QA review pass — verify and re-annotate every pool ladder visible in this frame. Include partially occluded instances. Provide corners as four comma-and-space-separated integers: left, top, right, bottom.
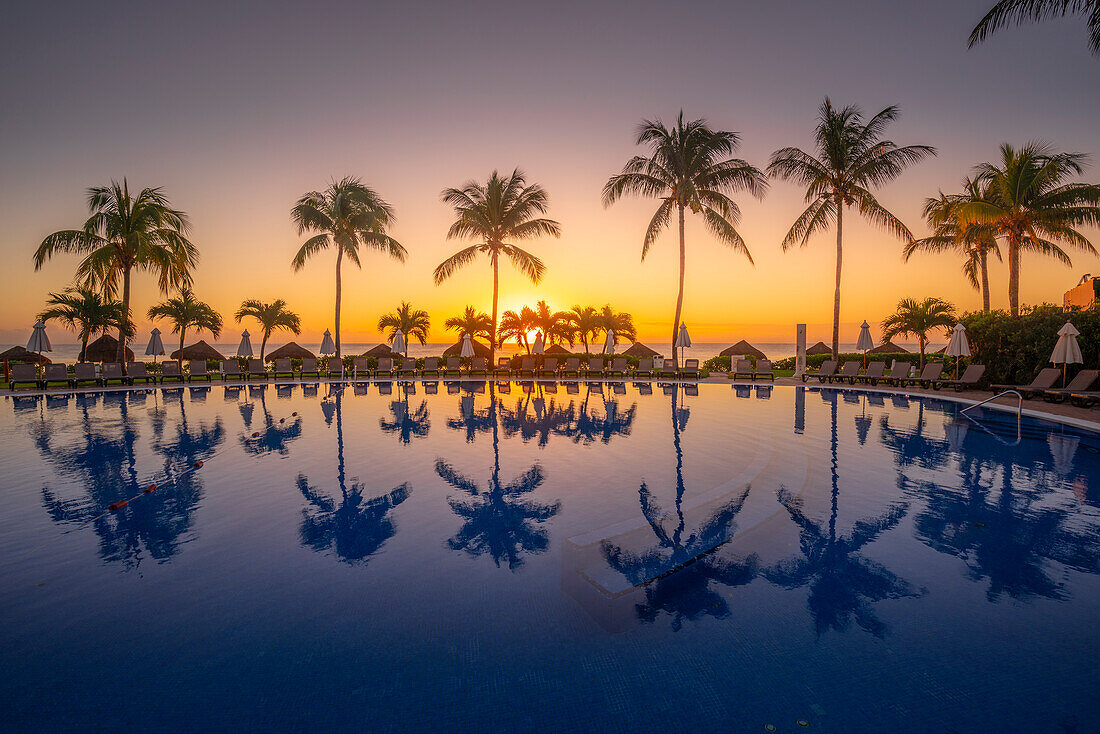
960, 390, 1022, 444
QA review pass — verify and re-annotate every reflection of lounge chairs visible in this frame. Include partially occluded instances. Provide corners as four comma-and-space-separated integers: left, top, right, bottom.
755, 360, 774, 381
803, 359, 837, 383
41, 363, 72, 389
755, 384, 772, 399
188, 360, 212, 382
220, 359, 243, 381
933, 364, 985, 392
992, 367, 1060, 399
855, 361, 886, 385
74, 363, 99, 387
8, 363, 39, 390
734, 383, 751, 398
127, 362, 154, 384
1042, 369, 1098, 403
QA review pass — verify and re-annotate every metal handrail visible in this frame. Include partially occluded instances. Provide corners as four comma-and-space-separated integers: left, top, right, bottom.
961, 389, 1022, 419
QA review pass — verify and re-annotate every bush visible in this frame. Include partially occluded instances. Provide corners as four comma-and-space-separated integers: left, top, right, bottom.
961, 305, 1099, 384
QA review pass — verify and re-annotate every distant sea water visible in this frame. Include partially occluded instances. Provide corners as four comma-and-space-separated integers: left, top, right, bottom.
5, 341, 939, 364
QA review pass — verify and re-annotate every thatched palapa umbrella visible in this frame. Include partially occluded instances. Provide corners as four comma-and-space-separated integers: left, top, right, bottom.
868, 340, 909, 354
362, 343, 395, 357
1, 345, 51, 365
85, 334, 134, 362
171, 340, 226, 361
806, 341, 832, 356
545, 343, 571, 355
442, 339, 491, 358
720, 340, 767, 360
266, 342, 316, 362
623, 342, 658, 359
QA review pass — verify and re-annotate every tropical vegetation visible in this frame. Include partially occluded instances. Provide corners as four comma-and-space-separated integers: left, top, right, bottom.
880, 297, 957, 368
444, 306, 494, 344
147, 287, 223, 355
969, 0, 1100, 55
567, 305, 602, 354
37, 287, 129, 362
377, 301, 430, 355
291, 177, 406, 358
532, 300, 574, 346
234, 298, 302, 360
604, 112, 767, 366
499, 306, 538, 353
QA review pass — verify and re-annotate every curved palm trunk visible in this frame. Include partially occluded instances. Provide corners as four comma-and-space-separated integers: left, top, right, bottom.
491, 253, 499, 361
79, 330, 90, 363
980, 250, 991, 312
260, 331, 269, 362
832, 205, 843, 360
334, 248, 343, 358
1007, 236, 1020, 315
672, 204, 686, 368
118, 266, 132, 370
918, 336, 927, 369
179, 328, 187, 357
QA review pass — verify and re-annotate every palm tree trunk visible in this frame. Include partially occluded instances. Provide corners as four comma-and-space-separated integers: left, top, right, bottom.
80, 329, 90, 363
118, 266, 131, 369
491, 253, 499, 360
980, 249, 991, 312
334, 247, 343, 358
672, 204, 686, 368
261, 332, 269, 362
832, 205, 843, 360
179, 328, 186, 357
919, 336, 926, 369
1007, 236, 1020, 315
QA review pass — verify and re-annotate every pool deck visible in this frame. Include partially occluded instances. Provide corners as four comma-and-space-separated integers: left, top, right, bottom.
6, 374, 1100, 432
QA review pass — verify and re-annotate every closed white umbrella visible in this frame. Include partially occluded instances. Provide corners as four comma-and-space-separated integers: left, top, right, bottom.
675, 322, 691, 365
27, 320, 52, 354
945, 323, 971, 379
856, 320, 874, 366
392, 328, 406, 356
1050, 321, 1083, 386
460, 333, 474, 358
532, 331, 545, 355
319, 329, 336, 356
236, 330, 254, 358
602, 329, 615, 355
145, 328, 165, 363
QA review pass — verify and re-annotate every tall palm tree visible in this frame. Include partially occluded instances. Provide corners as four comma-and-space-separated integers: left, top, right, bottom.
881, 297, 957, 368
969, 0, 1100, 55
955, 142, 1100, 314
376, 301, 430, 356
499, 306, 538, 353
33, 180, 197, 364
234, 298, 302, 361
147, 287, 223, 355
291, 177, 406, 358
597, 305, 637, 346
603, 112, 767, 367
532, 299, 574, 346
768, 99, 935, 358
567, 306, 601, 354
905, 180, 1001, 312
444, 306, 494, 344
434, 169, 561, 357
37, 286, 128, 362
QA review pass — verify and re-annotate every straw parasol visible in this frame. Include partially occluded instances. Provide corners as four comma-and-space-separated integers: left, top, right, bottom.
545, 343, 571, 355
171, 340, 226, 361
363, 343, 396, 357
868, 340, 909, 354
84, 334, 134, 362
236, 331, 254, 358
623, 342, 658, 358
442, 339, 491, 358
806, 341, 832, 356
265, 342, 316, 362
719, 340, 767, 360
1050, 321, 1083, 386
0, 345, 51, 365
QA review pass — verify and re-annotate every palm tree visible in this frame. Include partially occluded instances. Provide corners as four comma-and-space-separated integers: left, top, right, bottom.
955, 142, 1100, 314
234, 299, 302, 360
37, 287, 128, 362
567, 306, 601, 354
532, 300, 574, 346
434, 169, 561, 357
444, 306, 494, 345
376, 301, 430, 356
33, 180, 197, 364
147, 287, 223, 356
597, 305, 636, 346
880, 297, 957, 368
603, 112, 767, 367
905, 180, 1001, 312
768, 99, 936, 358
290, 177, 406, 358
969, 0, 1100, 55
499, 306, 537, 353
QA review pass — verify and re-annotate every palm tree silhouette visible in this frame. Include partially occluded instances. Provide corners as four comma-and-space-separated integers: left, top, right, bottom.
379, 388, 431, 445
238, 386, 302, 455
600, 386, 758, 629
436, 383, 560, 570
766, 396, 923, 637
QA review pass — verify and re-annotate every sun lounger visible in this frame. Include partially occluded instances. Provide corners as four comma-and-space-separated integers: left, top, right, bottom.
399, 357, 419, 377
442, 357, 461, 377
74, 363, 99, 387
733, 359, 754, 380
127, 362, 154, 384
634, 358, 654, 379
221, 359, 243, 381
539, 357, 559, 377
561, 358, 580, 377
1069, 391, 1100, 408
515, 356, 536, 377
933, 364, 986, 391
885, 361, 912, 386
422, 357, 441, 376
803, 359, 837, 383
244, 358, 267, 380
159, 361, 184, 384
299, 357, 320, 379
658, 359, 678, 378
8, 363, 39, 390
375, 357, 394, 377
350, 357, 369, 380
491, 357, 510, 377
855, 361, 886, 385
991, 367, 1061, 399
607, 357, 628, 377
273, 358, 295, 379
681, 358, 700, 379
470, 357, 488, 375
830, 360, 861, 384
323, 357, 343, 379
188, 360, 212, 382
1042, 369, 1099, 403
755, 359, 775, 381
41, 363, 72, 388
899, 362, 944, 388
101, 362, 127, 385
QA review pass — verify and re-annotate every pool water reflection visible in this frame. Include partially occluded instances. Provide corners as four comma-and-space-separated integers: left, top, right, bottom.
2, 382, 1098, 732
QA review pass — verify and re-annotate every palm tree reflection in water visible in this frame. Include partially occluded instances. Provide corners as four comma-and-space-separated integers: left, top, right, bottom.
379, 384, 430, 445
436, 383, 561, 570
298, 387, 410, 564
601, 385, 759, 630
239, 385, 302, 455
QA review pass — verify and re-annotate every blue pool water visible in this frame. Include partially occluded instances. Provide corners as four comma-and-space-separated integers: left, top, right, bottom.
1, 382, 1098, 733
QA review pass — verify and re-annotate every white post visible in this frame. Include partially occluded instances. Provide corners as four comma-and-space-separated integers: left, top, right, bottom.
795, 324, 807, 379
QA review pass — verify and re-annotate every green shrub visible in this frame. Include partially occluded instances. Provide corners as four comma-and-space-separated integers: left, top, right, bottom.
961, 305, 1099, 384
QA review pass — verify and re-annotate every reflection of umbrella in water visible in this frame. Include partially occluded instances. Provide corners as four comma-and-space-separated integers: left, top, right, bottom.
854, 396, 872, 445
944, 418, 970, 453
1048, 433, 1080, 477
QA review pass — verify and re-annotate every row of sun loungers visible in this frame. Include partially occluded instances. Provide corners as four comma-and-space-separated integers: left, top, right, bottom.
802, 359, 987, 391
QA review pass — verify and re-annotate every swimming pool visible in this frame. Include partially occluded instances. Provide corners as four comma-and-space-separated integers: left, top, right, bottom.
2, 382, 1098, 732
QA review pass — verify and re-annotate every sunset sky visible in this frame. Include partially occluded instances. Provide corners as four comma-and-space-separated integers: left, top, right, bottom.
2, 0, 1098, 347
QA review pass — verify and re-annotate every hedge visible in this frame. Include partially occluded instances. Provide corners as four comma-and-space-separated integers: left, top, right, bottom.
960, 305, 1099, 385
